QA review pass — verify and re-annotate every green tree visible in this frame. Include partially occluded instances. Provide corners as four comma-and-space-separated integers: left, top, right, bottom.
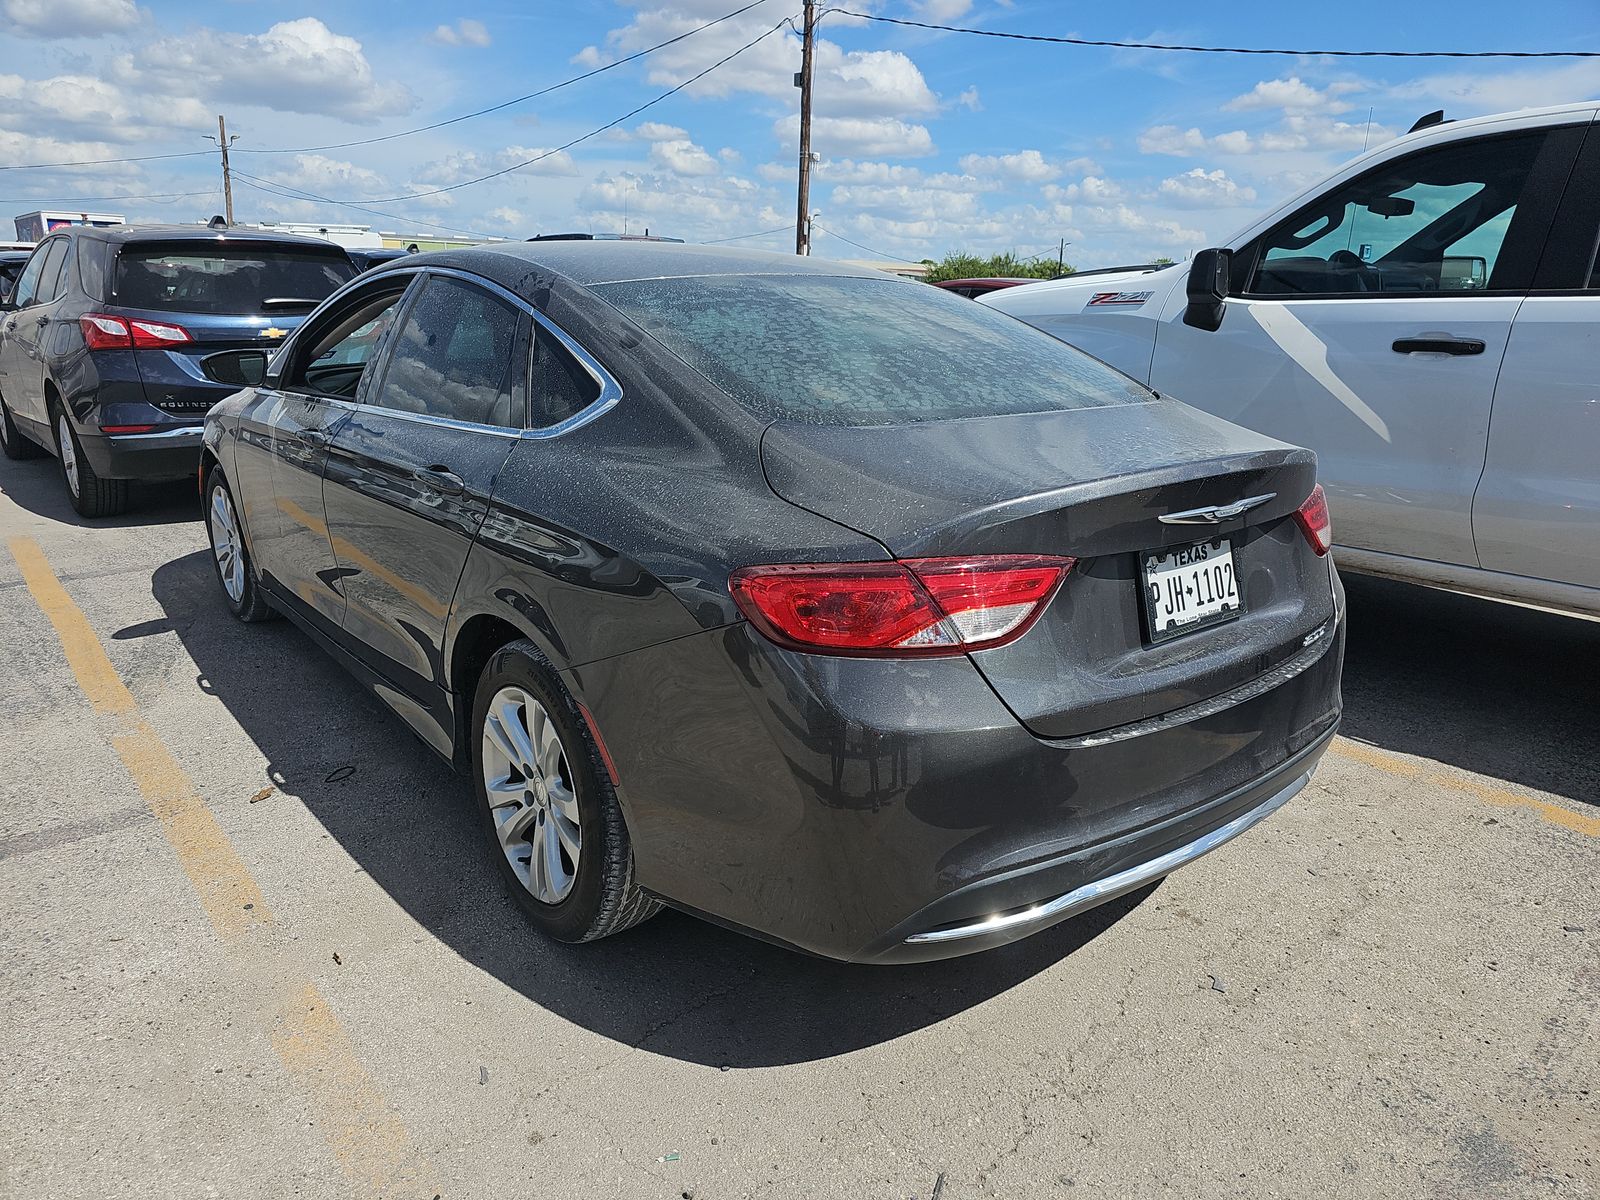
923, 251, 1070, 284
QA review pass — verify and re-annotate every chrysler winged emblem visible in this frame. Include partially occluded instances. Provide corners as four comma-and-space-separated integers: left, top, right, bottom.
1158, 493, 1277, 525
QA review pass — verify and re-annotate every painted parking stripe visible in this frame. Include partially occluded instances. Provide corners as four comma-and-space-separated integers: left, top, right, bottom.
1331, 737, 1599, 838
6, 535, 438, 1198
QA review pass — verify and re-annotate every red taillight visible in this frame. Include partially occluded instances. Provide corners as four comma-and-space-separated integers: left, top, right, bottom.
1294, 484, 1333, 556
99, 424, 156, 434
79, 313, 193, 351
80, 313, 131, 350
729, 555, 1074, 657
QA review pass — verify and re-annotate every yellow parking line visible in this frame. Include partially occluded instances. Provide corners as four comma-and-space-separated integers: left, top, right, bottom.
1331, 736, 1600, 838
6, 535, 438, 1198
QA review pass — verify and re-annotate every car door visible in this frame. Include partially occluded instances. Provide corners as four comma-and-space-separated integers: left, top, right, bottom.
320, 270, 525, 751
1473, 122, 1600, 591
236, 272, 417, 638
1150, 125, 1584, 566
0, 236, 69, 427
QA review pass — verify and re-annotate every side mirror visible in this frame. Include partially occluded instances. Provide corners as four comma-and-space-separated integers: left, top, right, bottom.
1183, 248, 1232, 332
0, 297, 17, 313
201, 348, 269, 387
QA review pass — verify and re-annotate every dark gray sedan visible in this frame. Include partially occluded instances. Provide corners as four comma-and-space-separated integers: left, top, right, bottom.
199, 242, 1344, 963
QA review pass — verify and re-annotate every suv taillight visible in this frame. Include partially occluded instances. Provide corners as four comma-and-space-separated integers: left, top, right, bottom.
79, 313, 193, 351
1294, 484, 1333, 556
729, 556, 1074, 657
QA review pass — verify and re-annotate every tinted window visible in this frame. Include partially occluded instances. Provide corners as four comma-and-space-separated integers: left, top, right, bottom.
530, 325, 601, 428
373, 277, 520, 426
594, 274, 1148, 426
77, 239, 109, 302
294, 286, 409, 399
112, 245, 355, 314
1250, 133, 1545, 296
34, 238, 70, 303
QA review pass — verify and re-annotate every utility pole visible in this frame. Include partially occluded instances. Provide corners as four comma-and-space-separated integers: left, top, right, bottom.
205, 115, 238, 225
794, 0, 817, 255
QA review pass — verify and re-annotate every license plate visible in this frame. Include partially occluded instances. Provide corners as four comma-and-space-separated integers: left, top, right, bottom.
1141, 537, 1242, 643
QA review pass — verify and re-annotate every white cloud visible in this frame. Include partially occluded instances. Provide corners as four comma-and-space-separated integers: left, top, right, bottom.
625, 121, 688, 142
775, 114, 935, 158
651, 137, 719, 177
959, 149, 1060, 184
485, 206, 525, 230
1139, 116, 1388, 158
431, 19, 491, 48
911, 0, 973, 19
116, 18, 413, 122
1224, 77, 1363, 115
1, 0, 141, 38
412, 145, 578, 187
1392, 60, 1600, 116
267, 154, 388, 196
1158, 167, 1258, 208
956, 86, 982, 112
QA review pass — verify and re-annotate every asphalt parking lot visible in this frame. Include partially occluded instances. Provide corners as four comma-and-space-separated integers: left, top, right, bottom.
1, 457, 1595, 1200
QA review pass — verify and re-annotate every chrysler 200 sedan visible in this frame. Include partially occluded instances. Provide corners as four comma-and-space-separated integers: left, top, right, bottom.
199, 243, 1345, 963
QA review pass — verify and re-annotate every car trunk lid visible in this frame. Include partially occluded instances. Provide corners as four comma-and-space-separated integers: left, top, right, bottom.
760, 399, 1335, 739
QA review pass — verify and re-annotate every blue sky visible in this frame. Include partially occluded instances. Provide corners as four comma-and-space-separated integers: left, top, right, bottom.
2, 0, 1597, 266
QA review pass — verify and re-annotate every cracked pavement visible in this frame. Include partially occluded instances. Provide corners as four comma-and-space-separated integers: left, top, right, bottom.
1, 461, 1595, 1199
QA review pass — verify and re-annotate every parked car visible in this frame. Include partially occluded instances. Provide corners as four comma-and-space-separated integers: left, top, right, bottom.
198, 243, 1344, 962
348, 247, 411, 273
932, 277, 1034, 299
0, 249, 30, 303
983, 101, 1600, 618
0, 225, 356, 516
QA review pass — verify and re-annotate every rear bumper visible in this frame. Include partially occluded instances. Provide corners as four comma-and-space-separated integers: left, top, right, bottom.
575, 597, 1345, 964
76, 423, 204, 481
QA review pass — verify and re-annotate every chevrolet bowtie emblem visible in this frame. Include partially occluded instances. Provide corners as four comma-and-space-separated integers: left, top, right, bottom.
260, 327, 288, 339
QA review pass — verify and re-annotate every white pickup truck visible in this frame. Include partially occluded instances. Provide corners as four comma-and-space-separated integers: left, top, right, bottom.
984, 102, 1600, 618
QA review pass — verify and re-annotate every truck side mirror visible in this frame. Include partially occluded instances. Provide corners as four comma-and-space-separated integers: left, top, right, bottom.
1183, 248, 1232, 332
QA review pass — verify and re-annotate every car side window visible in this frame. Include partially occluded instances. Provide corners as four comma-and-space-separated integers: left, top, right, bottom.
9, 240, 57, 308
372, 276, 521, 427
34, 238, 71, 304
529, 323, 602, 429
1246, 132, 1547, 297
289, 284, 409, 400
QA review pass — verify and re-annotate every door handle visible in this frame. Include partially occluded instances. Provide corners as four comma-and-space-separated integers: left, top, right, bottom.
35, 315, 49, 326
1392, 336, 1486, 356
417, 465, 465, 496
300, 428, 330, 448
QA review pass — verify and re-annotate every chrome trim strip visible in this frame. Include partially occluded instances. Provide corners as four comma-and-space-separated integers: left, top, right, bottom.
1158, 493, 1276, 525
1054, 616, 1337, 749
903, 770, 1310, 945
104, 426, 204, 442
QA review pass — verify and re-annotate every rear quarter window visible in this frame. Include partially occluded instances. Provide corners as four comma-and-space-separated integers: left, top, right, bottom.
112, 244, 356, 314
593, 274, 1150, 426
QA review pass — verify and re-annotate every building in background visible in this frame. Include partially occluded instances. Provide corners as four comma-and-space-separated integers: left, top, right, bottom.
13, 211, 125, 241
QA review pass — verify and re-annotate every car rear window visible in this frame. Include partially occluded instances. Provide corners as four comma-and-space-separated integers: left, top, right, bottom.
112, 244, 355, 314
592, 274, 1150, 426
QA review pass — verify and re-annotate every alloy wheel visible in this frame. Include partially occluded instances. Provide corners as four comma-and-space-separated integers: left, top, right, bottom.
56, 414, 78, 497
481, 686, 582, 904
208, 484, 246, 603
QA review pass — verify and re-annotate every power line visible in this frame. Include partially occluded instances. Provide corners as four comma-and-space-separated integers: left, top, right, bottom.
0, 149, 214, 173
811, 223, 918, 263
703, 224, 791, 244
0, 188, 215, 205
228, 170, 495, 240
828, 9, 1600, 57
235, 0, 776, 157
346, 14, 797, 204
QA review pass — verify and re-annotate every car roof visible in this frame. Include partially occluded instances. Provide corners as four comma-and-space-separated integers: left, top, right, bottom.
372, 240, 892, 290
65, 224, 351, 250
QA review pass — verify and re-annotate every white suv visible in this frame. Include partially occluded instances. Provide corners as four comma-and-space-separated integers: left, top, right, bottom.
985, 102, 1600, 618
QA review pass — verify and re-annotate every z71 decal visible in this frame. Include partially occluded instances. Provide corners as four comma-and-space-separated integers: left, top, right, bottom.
1087, 290, 1154, 308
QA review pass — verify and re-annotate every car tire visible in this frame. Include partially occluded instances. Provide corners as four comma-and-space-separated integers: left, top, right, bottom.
53, 406, 128, 518
204, 471, 274, 622
0, 394, 41, 460
471, 639, 660, 944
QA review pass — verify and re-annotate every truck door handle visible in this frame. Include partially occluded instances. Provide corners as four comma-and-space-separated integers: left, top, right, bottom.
300, 428, 330, 448
1392, 336, 1486, 356
417, 465, 465, 496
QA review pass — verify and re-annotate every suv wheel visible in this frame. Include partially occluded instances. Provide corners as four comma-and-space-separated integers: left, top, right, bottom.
471, 640, 660, 943
0, 395, 40, 460
54, 408, 128, 518
205, 472, 274, 622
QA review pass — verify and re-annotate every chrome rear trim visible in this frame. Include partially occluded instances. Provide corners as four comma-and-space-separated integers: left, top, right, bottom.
903, 769, 1309, 946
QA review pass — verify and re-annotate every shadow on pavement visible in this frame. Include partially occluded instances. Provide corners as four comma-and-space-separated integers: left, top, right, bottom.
1339, 572, 1599, 807
150, 548, 1148, 1068
0, 454, 199, 529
